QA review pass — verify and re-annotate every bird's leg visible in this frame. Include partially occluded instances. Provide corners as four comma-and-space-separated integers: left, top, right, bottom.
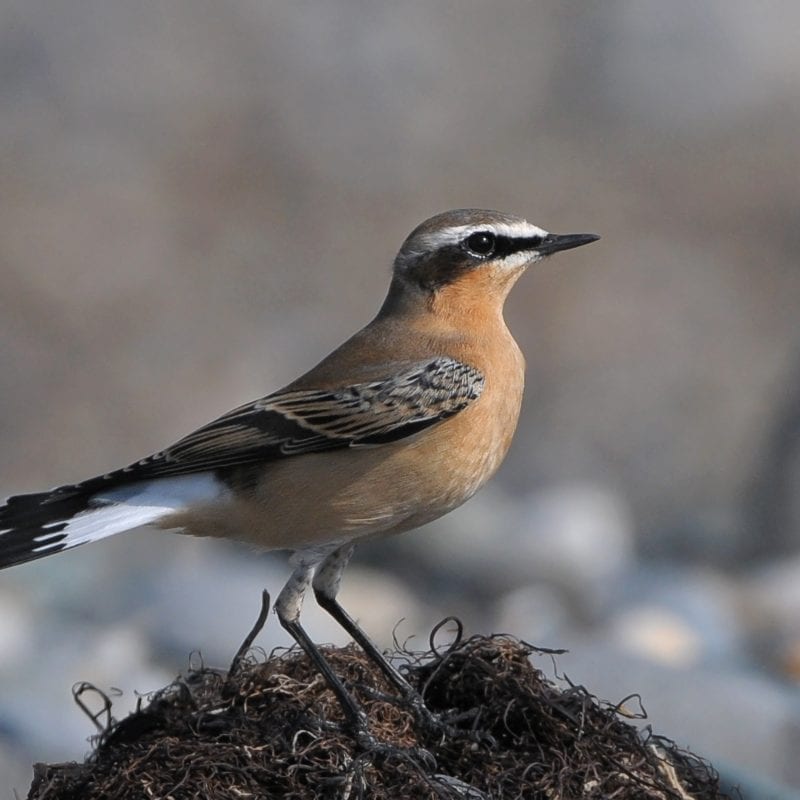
275, 559, 374, 745
313, 544, 442, 731
312, 544, 411, 691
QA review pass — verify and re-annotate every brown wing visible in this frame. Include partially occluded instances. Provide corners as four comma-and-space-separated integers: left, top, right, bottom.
0, 357, 484, 562
106, 356, 484, 481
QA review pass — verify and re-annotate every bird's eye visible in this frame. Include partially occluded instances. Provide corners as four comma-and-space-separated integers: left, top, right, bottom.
465, 231, 496, 257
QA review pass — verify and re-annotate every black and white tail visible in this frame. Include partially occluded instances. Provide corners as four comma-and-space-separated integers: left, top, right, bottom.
0, 471, 223, 568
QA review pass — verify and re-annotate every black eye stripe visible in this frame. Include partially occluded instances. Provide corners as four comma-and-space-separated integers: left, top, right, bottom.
461, 233, 544, 259
492, 234, 544, 257
402, 231, 548, 291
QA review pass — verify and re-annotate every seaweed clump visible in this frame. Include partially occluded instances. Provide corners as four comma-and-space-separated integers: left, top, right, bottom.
28, 608, 730, 800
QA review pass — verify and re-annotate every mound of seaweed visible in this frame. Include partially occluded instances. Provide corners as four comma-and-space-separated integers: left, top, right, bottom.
28, 606, 730, 800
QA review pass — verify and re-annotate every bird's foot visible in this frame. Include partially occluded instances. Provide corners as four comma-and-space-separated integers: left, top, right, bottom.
405, 692, 452, 736
350, 720, 439, 772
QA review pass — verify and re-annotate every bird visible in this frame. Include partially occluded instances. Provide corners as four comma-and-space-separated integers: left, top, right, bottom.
0, 208, 598, 739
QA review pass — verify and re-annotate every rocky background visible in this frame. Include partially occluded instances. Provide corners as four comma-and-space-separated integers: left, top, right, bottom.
1, 2, 800, 794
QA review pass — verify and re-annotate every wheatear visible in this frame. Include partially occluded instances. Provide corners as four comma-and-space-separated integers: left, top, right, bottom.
0, 209, 598, 738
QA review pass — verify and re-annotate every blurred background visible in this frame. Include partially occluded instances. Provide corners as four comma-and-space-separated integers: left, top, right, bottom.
1, 1, 800, 794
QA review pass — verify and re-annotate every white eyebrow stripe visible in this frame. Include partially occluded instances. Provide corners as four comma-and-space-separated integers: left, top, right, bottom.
418, 221, 549, 251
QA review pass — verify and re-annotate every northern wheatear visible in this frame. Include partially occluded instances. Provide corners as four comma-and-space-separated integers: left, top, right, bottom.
0, 209, 598, 738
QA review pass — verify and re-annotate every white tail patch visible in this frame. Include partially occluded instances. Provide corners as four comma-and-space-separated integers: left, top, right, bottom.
32, 473, 226, 555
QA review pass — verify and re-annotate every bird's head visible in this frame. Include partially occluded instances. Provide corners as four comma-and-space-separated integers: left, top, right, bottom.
390, 209, 599, 311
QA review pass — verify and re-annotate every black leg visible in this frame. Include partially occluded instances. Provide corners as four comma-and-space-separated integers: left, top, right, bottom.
314, 586, 415, 695
277, 614, 371, 728
313, 546, 445, 732
275, 561, 377, 748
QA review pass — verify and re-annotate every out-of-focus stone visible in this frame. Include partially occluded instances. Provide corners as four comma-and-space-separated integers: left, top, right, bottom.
1, 741, 35, 799
608, 566, 741, 666
609, 606, 703, 667
145, 546, 296, 665
0, 622, 172, 767
336, 565, 428, 650
510, 484, 635, 596
741, 554, 800, 678
415, 484, 634, 615
744, 554, 800, 632
0, 588, 35, 670
494, 583, 572, 646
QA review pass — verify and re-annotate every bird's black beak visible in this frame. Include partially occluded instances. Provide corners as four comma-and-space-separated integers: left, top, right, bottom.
537, 232, 600, 255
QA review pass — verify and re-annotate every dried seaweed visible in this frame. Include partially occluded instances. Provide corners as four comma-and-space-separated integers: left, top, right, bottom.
27, 614, 731, 800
